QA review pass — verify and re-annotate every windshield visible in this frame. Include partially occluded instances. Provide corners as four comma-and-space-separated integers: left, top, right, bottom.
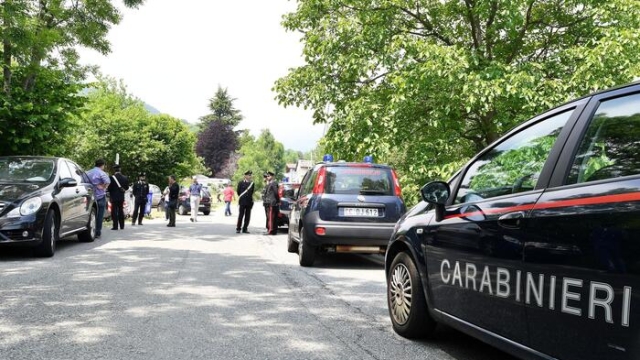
324, 166, 393, 195
0, 158, 55, 183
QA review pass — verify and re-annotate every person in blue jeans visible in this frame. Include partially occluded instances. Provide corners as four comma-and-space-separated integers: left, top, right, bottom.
223, 183, 235, 216
86, 159, 111, 239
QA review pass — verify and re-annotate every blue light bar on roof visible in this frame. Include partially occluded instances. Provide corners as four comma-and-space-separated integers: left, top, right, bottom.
323, 154, 334, 162
363, 155, 374, 163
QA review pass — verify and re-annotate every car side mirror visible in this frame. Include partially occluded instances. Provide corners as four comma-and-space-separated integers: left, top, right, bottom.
420, 181, 450, 222
59, 177, 77, 188
284, 189, 295, 198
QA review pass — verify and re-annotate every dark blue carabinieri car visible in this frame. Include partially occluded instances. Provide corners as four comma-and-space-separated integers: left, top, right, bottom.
0, 156, 97, 257
385, 82, 640, 360
288, 157, 406, 266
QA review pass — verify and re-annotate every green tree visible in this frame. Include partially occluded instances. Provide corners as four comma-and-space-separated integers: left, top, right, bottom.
199, 86, 243, 128
274, 0, 640, 206
67, 77, 204, 187
0, 0, 144, 155
283, 149, 301, 165
234, 130, 286, 197
196, 86, 243, 176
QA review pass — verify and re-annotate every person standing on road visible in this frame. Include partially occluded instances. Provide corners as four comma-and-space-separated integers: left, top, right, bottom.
236, 170, 254, 234
86, 159, 111, 239
264, 171, 280, 235
162, 186, 170, 220
261, 173, 269, 230
188, 176, 203, 222
131, 172, 150, 226
107, 164, 129, 230
167, 175, 179, 227
223, 183, 235, 216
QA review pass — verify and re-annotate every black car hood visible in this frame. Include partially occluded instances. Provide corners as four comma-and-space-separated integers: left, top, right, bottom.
0, 183, 46, 203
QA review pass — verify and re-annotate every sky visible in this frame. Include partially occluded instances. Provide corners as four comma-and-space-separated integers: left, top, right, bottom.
78, 0, 325, 152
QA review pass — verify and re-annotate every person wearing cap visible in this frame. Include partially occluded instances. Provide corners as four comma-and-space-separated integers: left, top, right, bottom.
188, 176, 203, 222
167, 175, 179, 227
131, 172, 150, 226
261, 173, 269, 230
236, 170, 255, 233
86, 159, 111, 239
107, 164, 130, 230
263, 171, 280, 235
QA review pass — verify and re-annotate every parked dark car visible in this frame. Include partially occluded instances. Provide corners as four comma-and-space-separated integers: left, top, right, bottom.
385, 82, 640, 360
277, 182, 300, 227
177, 187, 211, 216
0, 156, 97, 257
288, 158, 406, 266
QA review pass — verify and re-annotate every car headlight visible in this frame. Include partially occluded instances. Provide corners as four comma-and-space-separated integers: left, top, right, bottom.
7, 197, 43, 218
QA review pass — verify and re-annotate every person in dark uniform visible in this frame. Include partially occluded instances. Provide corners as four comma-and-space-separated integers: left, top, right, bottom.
131, 172, 150, 226
107, 164, 129, 230
263, 171, 280, 235
236, 170, 255, 233
261, 172, 269, 230
167, 175, 179, 227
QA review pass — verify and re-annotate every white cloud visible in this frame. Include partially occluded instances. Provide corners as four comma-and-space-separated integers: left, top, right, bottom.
78, 0, 324, 152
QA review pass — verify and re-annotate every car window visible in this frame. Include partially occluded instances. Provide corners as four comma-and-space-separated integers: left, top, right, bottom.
0, 158, 56, 183
66, 161, 85, 184
57, 160, 72, 179
567, 92, 640, 184
300, 168, 317, 197
325, 167, 392, 195
455, 110, 573, 204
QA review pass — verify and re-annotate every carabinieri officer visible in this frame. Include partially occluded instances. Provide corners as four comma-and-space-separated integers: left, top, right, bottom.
236, 170, 254, 234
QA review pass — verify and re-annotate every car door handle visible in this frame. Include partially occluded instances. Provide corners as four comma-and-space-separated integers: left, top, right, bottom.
75, 189, 80, 194
498, 211, 525, 229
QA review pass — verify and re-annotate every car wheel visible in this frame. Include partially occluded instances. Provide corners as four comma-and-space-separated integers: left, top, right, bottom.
35, 210, 57, 257
78, 207, 96, 243
203, 210, 210, 215
388, 252, 436, 338
178, 205, 187, 215
287, 228, 298, 253
298, 227, 316, 267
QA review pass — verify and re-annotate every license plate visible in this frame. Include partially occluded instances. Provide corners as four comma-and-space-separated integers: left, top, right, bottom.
341, 207, 380, 217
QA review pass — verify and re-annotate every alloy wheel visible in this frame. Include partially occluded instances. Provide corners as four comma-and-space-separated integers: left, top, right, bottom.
389, 263, 412, 325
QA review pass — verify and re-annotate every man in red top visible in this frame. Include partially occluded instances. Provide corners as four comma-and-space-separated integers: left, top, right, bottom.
223, 183, 235, 216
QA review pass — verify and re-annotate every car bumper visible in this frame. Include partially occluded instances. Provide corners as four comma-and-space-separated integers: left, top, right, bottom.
303, 213, 395, 247
0, 214, 44, 247
277, 212, 289, 227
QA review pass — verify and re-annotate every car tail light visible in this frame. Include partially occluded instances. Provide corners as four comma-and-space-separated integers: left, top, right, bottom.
312, 167, 326, 194
315, 227, 326, 236
391, 170, 402, 197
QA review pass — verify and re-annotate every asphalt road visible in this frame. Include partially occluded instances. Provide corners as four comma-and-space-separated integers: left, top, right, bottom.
0, 205, 516, 360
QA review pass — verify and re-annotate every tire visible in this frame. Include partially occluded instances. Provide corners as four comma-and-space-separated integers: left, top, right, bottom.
178, 205, 187, 215
387, 252, 436, 338
34, 210, 57, 257
78, 207, 96, 243
298, 227, 316, 267
287, 228, 298, 253
203, 210, 210, 215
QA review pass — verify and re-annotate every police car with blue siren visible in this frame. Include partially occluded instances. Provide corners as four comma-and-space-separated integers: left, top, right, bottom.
287, 154, 406, 266
385, 81, 640, 360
